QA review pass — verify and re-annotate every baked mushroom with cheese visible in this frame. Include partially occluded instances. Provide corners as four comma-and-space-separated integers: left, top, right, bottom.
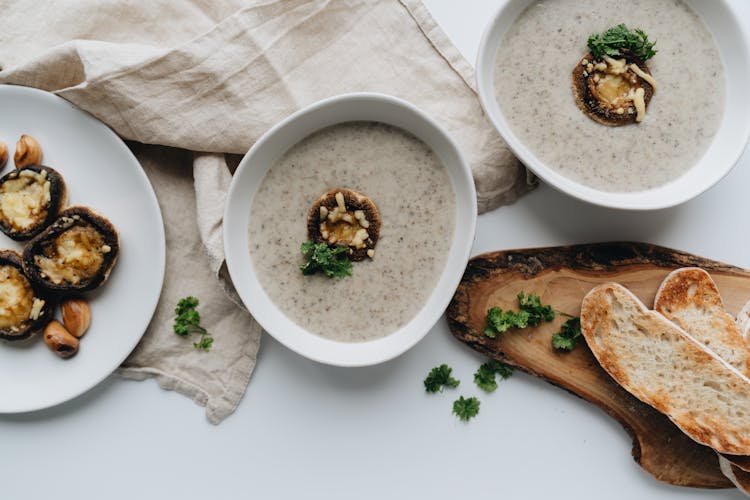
572, 24, 658, 126
307, 189, 380, 261
0, 249, 52, 342
0, 165, 67, 240
22, 206, 119, 292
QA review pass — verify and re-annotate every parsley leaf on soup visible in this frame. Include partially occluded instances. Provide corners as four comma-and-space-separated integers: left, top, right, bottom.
587, 24, 657, 62
300, 240, 353, 279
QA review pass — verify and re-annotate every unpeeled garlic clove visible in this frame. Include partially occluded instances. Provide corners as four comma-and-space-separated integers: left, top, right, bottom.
61, 298, 91, 338
14, 134, 43, 168
43, 320, 79, 358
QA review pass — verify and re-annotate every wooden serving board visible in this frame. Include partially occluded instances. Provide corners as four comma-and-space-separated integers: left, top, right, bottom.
447, 242, 750, 489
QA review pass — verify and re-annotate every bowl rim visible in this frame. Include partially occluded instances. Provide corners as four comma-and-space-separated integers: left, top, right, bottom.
475, 0, 750, 210
223, 92, 477, 366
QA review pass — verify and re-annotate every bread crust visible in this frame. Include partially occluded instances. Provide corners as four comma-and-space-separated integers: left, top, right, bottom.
571, 52, 655, 126
581, 282, 750, 455
719, 455, 750, 495
306, 189, 380, 261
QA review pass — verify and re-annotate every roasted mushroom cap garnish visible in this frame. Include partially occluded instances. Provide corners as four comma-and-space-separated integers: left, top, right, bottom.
573, 52, 656, 126
0, 165, 68, 241
0, 249, 52, 342
22, 206, 119, 293
573, 24, 658, 126
307, 189, 380, 261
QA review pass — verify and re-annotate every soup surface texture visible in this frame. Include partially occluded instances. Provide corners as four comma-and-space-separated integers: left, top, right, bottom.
493, 0, 725, 192
248, 122, 456, 342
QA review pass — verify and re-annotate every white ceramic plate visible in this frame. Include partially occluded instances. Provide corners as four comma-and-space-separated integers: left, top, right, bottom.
476, 0, 750, 210
0, 85, 165, 412
224, 93, 476, 367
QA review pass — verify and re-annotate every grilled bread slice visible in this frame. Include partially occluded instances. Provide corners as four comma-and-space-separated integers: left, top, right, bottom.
652, 268, 750, 486
581, 282, 750, 456
654, 268, 750, 375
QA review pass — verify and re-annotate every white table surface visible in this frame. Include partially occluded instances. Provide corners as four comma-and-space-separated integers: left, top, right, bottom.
3, 2, 750, 499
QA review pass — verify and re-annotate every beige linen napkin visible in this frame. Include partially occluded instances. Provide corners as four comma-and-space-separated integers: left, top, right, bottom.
0, 0, 533, 423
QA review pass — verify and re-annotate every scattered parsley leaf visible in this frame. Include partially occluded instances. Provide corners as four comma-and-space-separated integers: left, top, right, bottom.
517, 292, 555, 325
484, 307, 530, 338
300, 240, 352, 279
551, 317, 583, 352
194, 336, 214, 351
173, 296, 213, 351
453, 396, 480, 422
587, 24, 657, 62
484, 292, 554, 338
474, 360, 515, 392
424, 364, 460, 393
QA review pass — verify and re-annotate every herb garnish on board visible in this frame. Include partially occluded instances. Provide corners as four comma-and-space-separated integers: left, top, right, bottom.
587, 24, 657, 62
484, 292, 555, 338
551, 317, 583, 352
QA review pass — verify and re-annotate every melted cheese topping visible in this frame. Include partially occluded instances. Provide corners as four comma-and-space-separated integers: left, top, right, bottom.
0, 170, 51, 231
0, 265, 34, 329
34, 224, 106, 285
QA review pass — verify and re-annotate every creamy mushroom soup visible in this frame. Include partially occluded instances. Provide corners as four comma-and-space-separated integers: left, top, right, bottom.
494, 0, 725, 192
248, 122, 456, 342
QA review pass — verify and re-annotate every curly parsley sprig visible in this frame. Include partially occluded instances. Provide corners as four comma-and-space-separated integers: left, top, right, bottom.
474, 360, 514, 392
551, 317, 583, 352
424, 364, 460, 393
587, 24, 657, 62
300, 240, 353, 279
484, 292, 555, 338
453, 396, 481, 422
174, 296, 214, 351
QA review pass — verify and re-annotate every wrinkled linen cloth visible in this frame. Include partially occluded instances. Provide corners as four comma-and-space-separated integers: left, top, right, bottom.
0, 0, 532, 423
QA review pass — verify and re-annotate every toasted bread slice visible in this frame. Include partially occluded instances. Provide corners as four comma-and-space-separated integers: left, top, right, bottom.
653, 268, 750, 482
581, 282, 750, 455
719, 302, 750, 483
307, 189, 380, 261
654, 268, 750, 375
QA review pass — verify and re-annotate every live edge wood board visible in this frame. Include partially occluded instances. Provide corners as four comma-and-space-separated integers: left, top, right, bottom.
446, 242, 750, 489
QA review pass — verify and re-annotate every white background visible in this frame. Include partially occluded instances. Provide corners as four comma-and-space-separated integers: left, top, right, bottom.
2, 1, 749, 499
